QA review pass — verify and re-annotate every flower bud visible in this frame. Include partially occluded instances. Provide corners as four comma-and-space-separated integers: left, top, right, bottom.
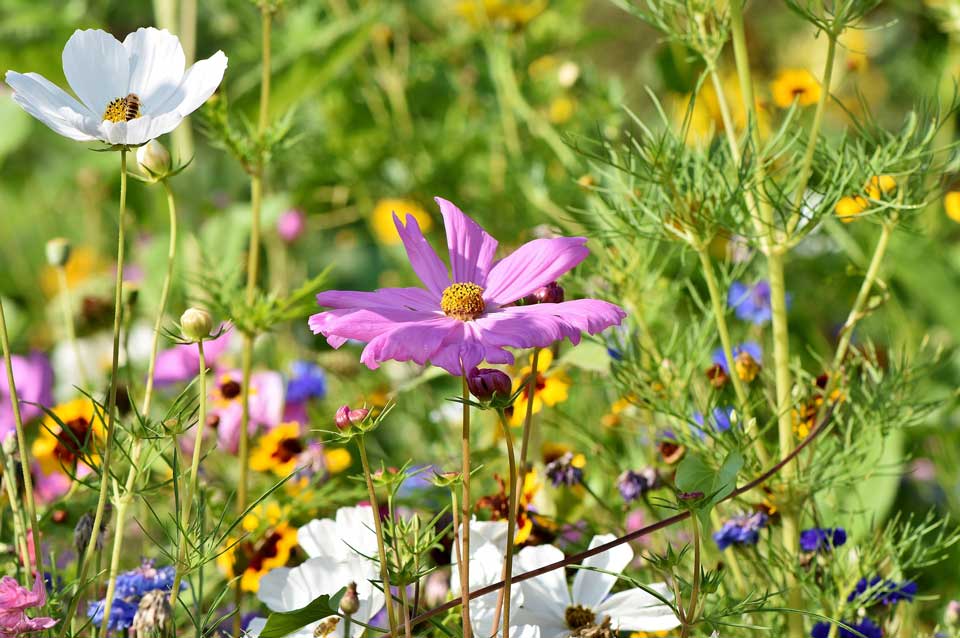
1, 432, 17, 456
946, 600, 960, 627
277, 209, 307, 243
335, 405, 369, 431
136, 140, 172, 178
180, 308, 213, 342
45, 237, 73, 268
523, 281, 565, 305
466, 367, 511, 403
339, 582, 360, 615
132, 590, 172, 636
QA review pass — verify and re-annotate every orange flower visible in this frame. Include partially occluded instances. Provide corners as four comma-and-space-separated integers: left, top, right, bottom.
771, 69, 821, 108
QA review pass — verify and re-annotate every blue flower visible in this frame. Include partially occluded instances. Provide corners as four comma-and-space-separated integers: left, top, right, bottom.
87, 598, 139, 632
115, 560, 177, 599
847, 576, 917, 606
811, 617, 882, 638
286, 360, 327, 403
711, 342, 762, 372
728, 280, 789, 325
692, 407, 735, 437
713, 512, 768, 550
617, 468, 658, 503
800, 527, 847, 553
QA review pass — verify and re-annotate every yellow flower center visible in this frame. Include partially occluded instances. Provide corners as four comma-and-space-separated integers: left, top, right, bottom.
440, 282, 486, 321
565, 604, 595, 630
103, 93, 142, 123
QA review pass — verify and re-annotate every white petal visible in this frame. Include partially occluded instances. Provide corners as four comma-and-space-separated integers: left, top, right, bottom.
62, 28, 129, 114
571, 534, 633, 609
97, 111, 182, 145
297, 518, 341, 559
122, 27, 185, 114
515, 544, 569, 620
156, 50, 227, 117
595, 584, 681, 632
334, 505, 378, 559
243, 617, 266, 637
4, 71, 97, 141
257, 567, 292, 611
510, 626, 543, 638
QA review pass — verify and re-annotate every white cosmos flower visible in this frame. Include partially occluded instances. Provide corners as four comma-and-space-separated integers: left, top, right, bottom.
297, 505, 379, 562
244, 555, 384, 638
516, 534, 681, 638
5, 27, 226, 146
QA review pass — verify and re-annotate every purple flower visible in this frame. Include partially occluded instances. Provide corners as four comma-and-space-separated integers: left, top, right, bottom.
545, 452, 585, 487
115, 560, 177, 598
309, 198, 626, 375
847, 577, 917, 606
711, 342, 762, 371
87, 598, 139, 632
153, 328, 231, 386
617, 468, 659, 503
799, 527, 847, 553
205, 369, 284, 454
692, 406, 735, 437
713, 512, 768, 550
0, 352, 53, 439
285, 361, 326, 404
811, 618, 882, 638
466, 367, 511, 403
277, 208, 307, 243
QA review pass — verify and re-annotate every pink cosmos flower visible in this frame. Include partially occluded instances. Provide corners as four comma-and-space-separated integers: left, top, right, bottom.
309, 198, 625, 375
0, 353, 53, 439
205, 369, 284, 454
153, 327, 232, 386
0, 575, 56, 636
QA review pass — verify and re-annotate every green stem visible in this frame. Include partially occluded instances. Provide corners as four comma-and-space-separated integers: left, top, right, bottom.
684, 514, 702, 632
60, 148, 128, 637
696, 248, 768, 466
515, 348, 541, 508
460, 375, 473, 638
174, 0, 197, 159
169, 339, 207, 610
57, 266, 85, 387
491, 411, 518, 636
0, 448, 31, 568
357, 436, 398, 634
710, 510, 747, 595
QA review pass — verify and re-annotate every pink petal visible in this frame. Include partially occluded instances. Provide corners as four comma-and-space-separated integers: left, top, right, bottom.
359, 317, 459, 370
316, 287, 438, 312
393, 213, 450, 296
309, 308, 440, 347
478, 299, 626, 350
483, 237, 590, 305
435, 197, 498, 285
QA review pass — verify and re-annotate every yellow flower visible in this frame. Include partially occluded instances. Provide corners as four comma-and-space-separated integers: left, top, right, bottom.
602, 395, 637, 428
547, 96, 575, 124
31, 398, 102, 475
676, 72, 769, 147
456, 0, 547, 28
507, 349, 570, 426
770, 69, 821, 108
324, 448, 352, 474
370, 198, 432, 246
39, 246, 104, 297
734, 350, 761, 383
865, 174, 896, 200
250, 422, 305, 477
946, 191, 960, 223
835, 195, 868, 224
217, 521, 298, 593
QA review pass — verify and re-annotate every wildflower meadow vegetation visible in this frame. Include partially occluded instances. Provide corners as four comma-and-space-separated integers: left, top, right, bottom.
6, 0, 960, 637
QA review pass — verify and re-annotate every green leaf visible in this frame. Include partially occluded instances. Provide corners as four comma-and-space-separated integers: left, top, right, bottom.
676, 450, 744, 526
258, 590, 344, 638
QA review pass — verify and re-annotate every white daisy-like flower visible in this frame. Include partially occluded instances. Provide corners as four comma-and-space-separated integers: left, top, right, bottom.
297, 505, 379, 562
515, 534, 682, 638
245, 555, 384, 638
5, 27, 226, 146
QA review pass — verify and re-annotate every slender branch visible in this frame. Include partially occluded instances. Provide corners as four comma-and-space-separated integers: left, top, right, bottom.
491, 410, 518, 636
357, 436, 398, 634
381, 406, 836, 637
460, 375, 473, 638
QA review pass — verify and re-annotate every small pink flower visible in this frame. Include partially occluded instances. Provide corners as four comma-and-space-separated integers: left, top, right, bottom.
0, 353, 53, 440
153, 326, 231, 386
277, 208, 307, 243
0, 575, 56, 636
205, 369, 284, 454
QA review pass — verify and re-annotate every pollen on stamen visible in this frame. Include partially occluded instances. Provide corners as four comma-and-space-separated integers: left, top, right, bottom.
103, 94, 141, 123
440, 282, 486, 321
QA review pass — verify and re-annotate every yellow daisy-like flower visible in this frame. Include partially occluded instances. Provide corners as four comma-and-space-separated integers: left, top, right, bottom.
770, 69, 821, 108
324, 448, 352, 474
250, 422, 305, 477
508, 349, 570, 426
835, 195, 868, 224
865, 174, 897, 200
370, 198, 432, 246
456, 0, 547, 28
217, 521, 298, 593
31, 398, 103, 475
945, 191, 960, 223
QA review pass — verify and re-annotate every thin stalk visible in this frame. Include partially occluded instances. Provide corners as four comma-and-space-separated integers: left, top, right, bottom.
514, 348, 541, 509
450, 488, 463, 588
0, 449, 31, 568
398, 580, 413, 638
357, 436, 398, 635
60, 148, 129, 636
98, 177, 179, 634
56, 266, 85, 387
170, 339, 207, 609
710, 510, 747, 594
490, 411, 518, 637
0, 299, 42, 575
460, 376, 473, 638
696, 248, 768, 466
235, 7, 273, 631
681, 514, 702, 638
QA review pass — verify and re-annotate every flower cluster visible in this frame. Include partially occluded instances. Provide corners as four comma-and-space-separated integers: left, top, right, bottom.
713, 512, 769, 550
799, 527, 847, 553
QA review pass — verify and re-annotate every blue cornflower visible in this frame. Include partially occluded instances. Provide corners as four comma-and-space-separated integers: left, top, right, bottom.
115, 560, 177, 598
713, 512, 769, 550
800, 527, 847, 553
286, 360, 327, 403
848, 576, 917, 606
617, 468, 659, 503
87, 598, 139, 632
711, 342, 762, 372
811, 617, 882, 638
692, 407, 736, 437
728, 280, 791, 325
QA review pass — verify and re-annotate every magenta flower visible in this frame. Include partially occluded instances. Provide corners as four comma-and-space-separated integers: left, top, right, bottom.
153, 327, 231, 386
309, 198, 625, 375
0, 575, 56, 636
0, 353, 53, 440
277, 208, 307, 243
205, 369, 284, 454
